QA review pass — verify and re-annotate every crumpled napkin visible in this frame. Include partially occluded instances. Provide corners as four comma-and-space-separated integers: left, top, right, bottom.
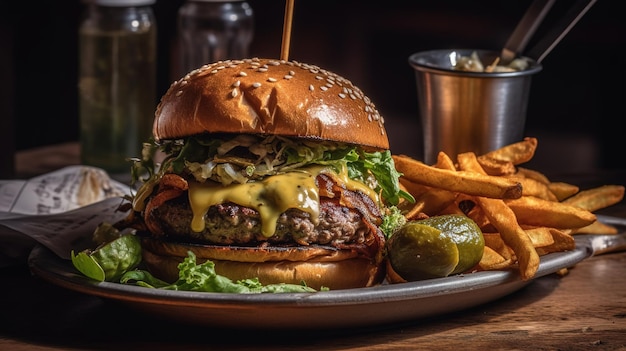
0, 166, 133, 267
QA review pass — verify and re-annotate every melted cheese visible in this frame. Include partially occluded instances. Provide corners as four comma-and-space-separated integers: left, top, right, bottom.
187, 165, 379, 237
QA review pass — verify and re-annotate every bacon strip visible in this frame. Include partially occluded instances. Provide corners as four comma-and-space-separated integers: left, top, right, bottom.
144, 174, 188, 235
316, 173, 382, 226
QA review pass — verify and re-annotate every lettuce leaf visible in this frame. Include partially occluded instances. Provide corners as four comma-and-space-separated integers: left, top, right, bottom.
120, 251, 319, 293
133, 134, 414, 206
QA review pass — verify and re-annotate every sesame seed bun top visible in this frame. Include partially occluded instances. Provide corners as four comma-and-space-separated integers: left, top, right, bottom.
153, 58, 390, 151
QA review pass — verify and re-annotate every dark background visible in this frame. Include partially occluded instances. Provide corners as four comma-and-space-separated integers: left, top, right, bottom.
1, 0, 624, 176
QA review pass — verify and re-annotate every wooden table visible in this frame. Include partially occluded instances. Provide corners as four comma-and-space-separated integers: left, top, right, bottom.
2, 143, 626, 350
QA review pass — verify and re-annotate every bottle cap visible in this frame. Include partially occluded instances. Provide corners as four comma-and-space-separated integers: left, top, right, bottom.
95, 0, 156, 6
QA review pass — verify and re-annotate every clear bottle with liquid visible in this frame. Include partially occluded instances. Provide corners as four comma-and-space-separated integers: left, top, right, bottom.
78, 0, 157, 175
176, 0, 254, 77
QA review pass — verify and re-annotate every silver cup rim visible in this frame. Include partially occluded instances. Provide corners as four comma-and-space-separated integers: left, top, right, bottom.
409, 49, 543, 78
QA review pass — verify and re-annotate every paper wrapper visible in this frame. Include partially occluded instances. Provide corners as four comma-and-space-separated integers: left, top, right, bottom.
0, 166, 133, 267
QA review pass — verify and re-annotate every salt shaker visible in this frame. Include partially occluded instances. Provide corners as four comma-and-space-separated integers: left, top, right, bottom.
78, 0, 157, 175
176, 0, 254, 77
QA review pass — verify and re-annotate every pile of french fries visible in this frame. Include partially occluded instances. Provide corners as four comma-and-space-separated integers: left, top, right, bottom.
393, 137, 625, 280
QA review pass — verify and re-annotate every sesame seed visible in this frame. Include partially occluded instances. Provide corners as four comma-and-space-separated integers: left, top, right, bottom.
231, 88, 238, 97
268, 77, 277, 82
232, 80, 241, 87
338, 93, 346, 99
258, 67, 268, 72
176, 90, 183, 97
239, 71, 247, 77
289, 70, 295, 76
320, 86, 328, 91
309, 85, 314, 91
284, 75, 293, 79
315, 76, 323, 80
252, 82, 261, 88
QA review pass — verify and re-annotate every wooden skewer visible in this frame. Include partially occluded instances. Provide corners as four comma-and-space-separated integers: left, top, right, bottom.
281, 0, 295, 61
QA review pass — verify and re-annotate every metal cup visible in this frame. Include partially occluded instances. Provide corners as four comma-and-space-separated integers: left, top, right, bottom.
408, 49, 542, 165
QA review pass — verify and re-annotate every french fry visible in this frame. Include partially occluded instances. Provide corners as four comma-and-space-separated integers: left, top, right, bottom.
547, 182, 580, 201
388, 137, 624, 282
571, 220, 619, 235
454, 193, 476, 213
515, 166, 551, 185
482, 233, 514, 261
562, 185, 625, 212
555, 267, 569, 276
507, 175, 558, 201
523, 227, 555, 248
396, 180, 426, 220
399, 178, 456, 218
505, 196, 597, 229
434, 151, 456, 171
393, 155, 523, 199
457, 152, 540, 280
464, 200, 492, 230
456, 194, 497, 232
479, 246, 514, 271
478, 137, 538, 165
418, 190, 457, 216
535, 229, 576, 255
397, 150, 460, 217
438, 201, 466, 215
477, 196, 539, 280
477, 156, 516, 176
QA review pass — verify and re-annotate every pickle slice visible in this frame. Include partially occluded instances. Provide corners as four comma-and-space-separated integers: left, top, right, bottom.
387, 222, 460, 281
418, 215, 484, 275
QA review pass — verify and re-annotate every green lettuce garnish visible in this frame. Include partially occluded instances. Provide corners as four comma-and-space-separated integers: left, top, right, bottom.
120, 251, 319, 293
380, 206, 407, 239
71, 228, 142, 282
132, 134, 414, 206
71, 224, 320, 293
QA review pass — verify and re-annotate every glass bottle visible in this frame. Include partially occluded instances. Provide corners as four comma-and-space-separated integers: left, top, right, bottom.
176, 0, 254, 77
78, 0, 157, 175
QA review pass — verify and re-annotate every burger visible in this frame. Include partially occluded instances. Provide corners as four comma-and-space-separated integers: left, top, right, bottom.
123, 58, 411, 290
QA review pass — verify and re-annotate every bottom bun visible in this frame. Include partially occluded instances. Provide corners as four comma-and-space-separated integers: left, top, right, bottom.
140, 237, 385, 290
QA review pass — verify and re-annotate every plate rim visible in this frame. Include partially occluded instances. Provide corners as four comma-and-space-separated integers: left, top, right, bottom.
28, 238, 591, 329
